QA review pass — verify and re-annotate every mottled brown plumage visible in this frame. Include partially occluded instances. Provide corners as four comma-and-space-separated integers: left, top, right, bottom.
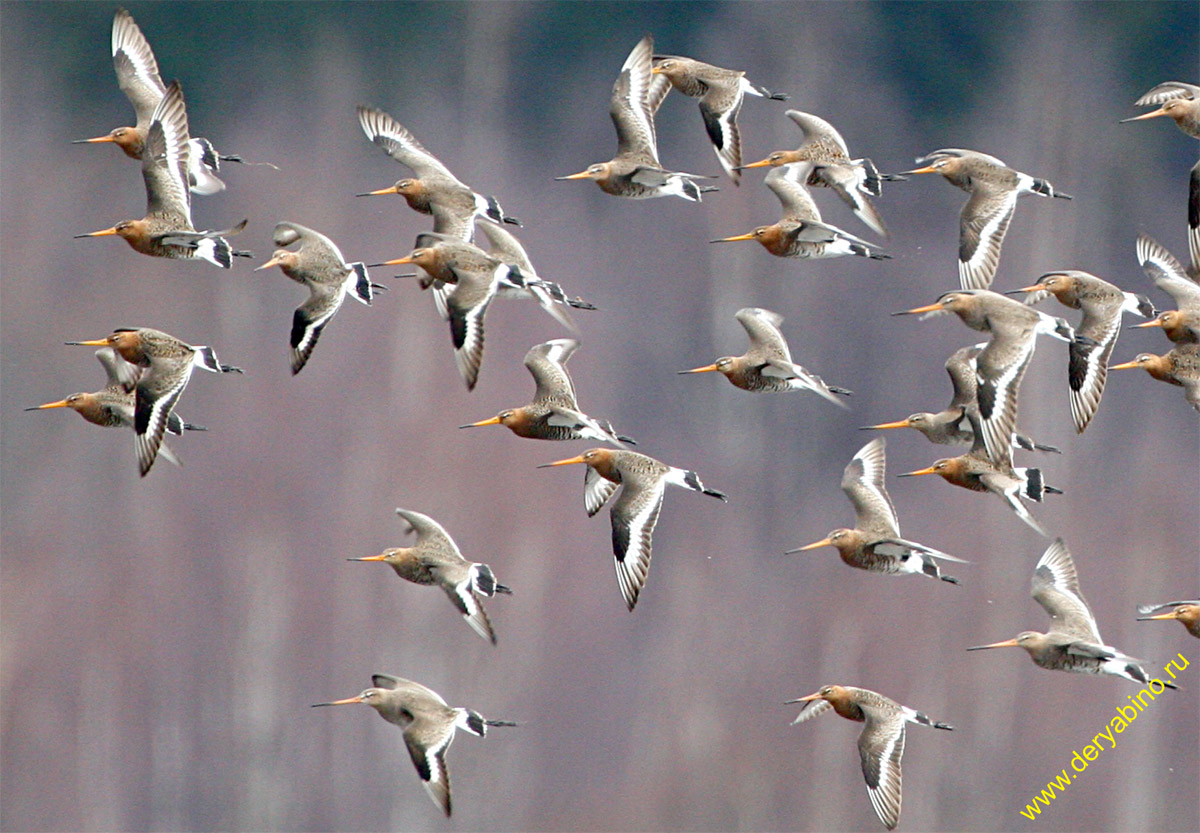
969, 540, 1178, 686
350, 509, 511, 644
312, 673, 515, 817
788, 684, 952, 831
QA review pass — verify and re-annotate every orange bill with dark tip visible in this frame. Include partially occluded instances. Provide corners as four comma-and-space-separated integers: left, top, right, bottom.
710, 232, 756, 243
897, 302, 945, 315
966, 638, 1021, 651
862, 419, 912, 430
461, 416, 502, 428
787, 538, 833, 553
355, 185, 400, 197
537, 454, 589, 468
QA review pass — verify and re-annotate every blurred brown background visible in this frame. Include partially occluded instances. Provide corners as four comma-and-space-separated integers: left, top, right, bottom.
2, 2, 1197, 831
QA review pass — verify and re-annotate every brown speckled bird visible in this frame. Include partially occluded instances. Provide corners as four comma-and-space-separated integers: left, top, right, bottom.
312, 673, 515, 817
969, 539, 1179, 687
679, 307, 851, 406
788, 684, 953, 831
1110, 343, 1200, 412
66, 328, 241, 476
1009, 270, 1154, 432
740, 110, 894, 236
462, 339, 632, 445
901, 148, 1071, 290
75, 82, 249, 267
539, 448, 726, 610
788, 438, 965, 583
556, 36, 714, 201
649, 52, 787, 183
73, 7, 247, 195
349, 509, 511, 644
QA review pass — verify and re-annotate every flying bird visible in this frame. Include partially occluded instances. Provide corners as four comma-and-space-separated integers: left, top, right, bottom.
788, 438, 966, 583
255, 222, 377, 374
356, 105, 519, 240
740, 110, 896, 236
862, 343, 1058, 453
968, 539, 1179, 686
901, 148, 1071, 290
556, 35, 714, 201
678, 306, 851, 406
539, 448, 726, 610
1121, 83, 1200, 270
894, 289, 1073, 470
1133, 233, 1199, 344
376, 235, 533, 390
898, 409, 1061, 537
648, 52, 787, 183
462, 339, 632, 445
26, 347, 203, 467
73, 7, 249, 195
312, 673, 515, 817
75, 82, 249, 268
712, 164, 888, 259
349, 509, 512, 644
66, 328, 241, 476
1009, 271, 1154, 432
788, 684, 952, 831
1110, 343, 1200, 412
1122, 81, 1200, 137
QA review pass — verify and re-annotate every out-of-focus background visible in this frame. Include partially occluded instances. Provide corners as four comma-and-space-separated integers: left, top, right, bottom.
2, 3, 1197, 831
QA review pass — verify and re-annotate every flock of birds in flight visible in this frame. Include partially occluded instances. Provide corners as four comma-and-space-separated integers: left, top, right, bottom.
25, 9, 1200, 828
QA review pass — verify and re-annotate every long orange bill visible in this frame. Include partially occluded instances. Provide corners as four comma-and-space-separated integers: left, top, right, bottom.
785, 538, 831, 554
1004, 285, 1042, 295
72, 135, 117, 144
64, 338, 111, 346
311, 695, 365, 707
554, 170, 593, 181
25, 400, 71, 411
893, 301, 945, 316
355, 185, 400, 197
899, 165, 938, 175
966, 638, 1021, 651
861, 419, 911, 430
677, 364, 720, 374
536, 454, 588, 469
347, 554, 388, 562
74, 227, 119, 238
897, 466, 938, 477
1108, 358, 1142, 370
369, 255, 415, 267
460, 416, 501, 428
1136, 612, 1178, 622
736, 158, 773, 170
1131, 319, 1165, 329
1119, 108, 1169, 123
710, 232, 756, 243
254, 254, 286, 271
784, 691, 824, 704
